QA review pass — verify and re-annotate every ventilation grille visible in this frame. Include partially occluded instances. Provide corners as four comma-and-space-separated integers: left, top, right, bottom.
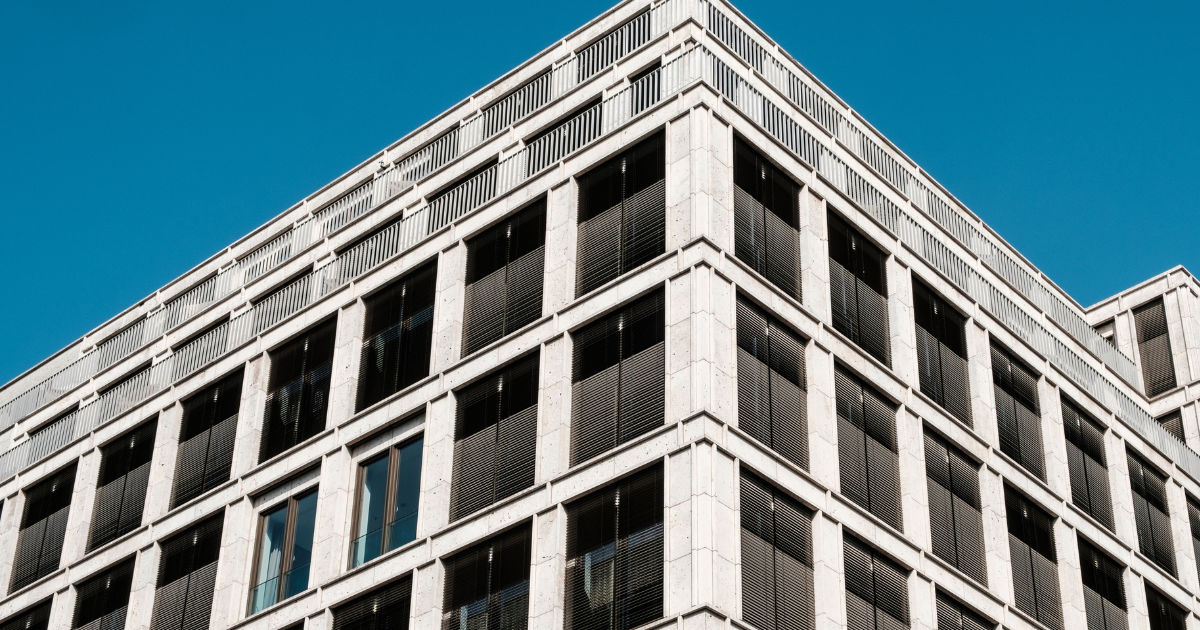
924, 431, 986, 585
835, 366, 901, 531
737, 296, 808, 470
1156, 409, 1184, 442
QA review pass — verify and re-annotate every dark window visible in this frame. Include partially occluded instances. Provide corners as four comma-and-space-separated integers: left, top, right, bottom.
564, 464, 663, 630
1078, 537, 1127, 630
150, 514, 223, 630
0, 602, 50, 630
740, 471, 814, 630
828, 212, 890, 366
248, 488, 318, 615
89, 420, 156, 550
934, 591, 993, 630
924, 431, 986, 585
1156, 409, 1184, 442
463, 200, 547, 356
11, 463, 76, 592
843, 534, 908, 630
1005, 486, 1063, 630
172, 369, 242, 508
351, 435, 424, 567
1145, 586, 1186, 630
835, 366, 901, 531
913, 280, 970, 425
1134, 298, 1177, 397
332, 576, 412, 630
1187, 495, 1200, 589
357, 261, 438, 411
261, 319, 337, 462
733, 138, 802, 301
991, 344, 1045, 480
442, 525, 532, 630
1062, 398, 1114, 530
73, 558, 135, 630
571, 291, 665, 465
1127, 450, 1176, 576
451, 353, 539, 521
736, 296, 808, 469
576, 132, 666, 297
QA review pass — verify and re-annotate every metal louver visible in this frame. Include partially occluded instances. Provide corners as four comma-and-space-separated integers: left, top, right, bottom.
463, 200, 547, 357
923, 431, 986, 585
171, 369, 243, 509
150, 514, 223, 630
733, 137, 802, 302
450, 353, 540, 521
1078, 537, 1128, 630
11, 463, 76, 593
564, 465, 663, 630
0, 601, 51, 630
89, 420, 157, 551
990, 344, 1046, 480
356, 260, 438, 412
843, 533, 909, 630
828, 212, 890, 366
737, 296, 808, 470
73, 557, 135, 630
1061, 398, 1114, 530
1126, 450, 1176, 576
333, 575, 413, 630
835, 366, 902, 532
740, 470, 814, 630
934, 591, 993, 630
442, 525, 532, 630
1133, 299, 1177, 397
913, 280, 970, 426
261, 318, 337, 463
1155, 409, 1184, 442
1005, 485, 1063, 630
1145, 585, 1186, 630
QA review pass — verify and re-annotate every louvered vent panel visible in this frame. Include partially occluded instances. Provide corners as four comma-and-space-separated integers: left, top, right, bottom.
356, 261, 437, 412
934, 591, 993, 630
151, 515, 223, 630
90, 420, 157, 550
172, 370, 242, 508
1134, 299, 1177, 397
1127, 451, 1177, 576
843, 534, 909, 630
442, 526, 531, 630
835, 367, 901, 531
991, 344, 1046, 480
11, 463, 76, 592
1061, 399, 1114, 530
333, 576, 413, 630
73, 558, 135, 630
739, 471, 813, 630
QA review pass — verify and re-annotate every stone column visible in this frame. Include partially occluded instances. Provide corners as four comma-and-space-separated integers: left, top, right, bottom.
1055, 518, 1088, 630
710, 269, 736, 426
146, 405, 182, 520
537, 336, 571, 483
908, 571, 936, 630
806, 342, 838, 491
528, 505, 566, 630
1107, 436, 1139, 549
1039, 379, 1070, 500
668, 272, 694, 424
210, 496, 254, 628
311, 447, 354, 586
666, 448, 693, 615
410, 559, 443, 630
1163, 288, 1193, 385
232, 354, 268, 477
431, 244, 466, 373
979, 464, 1013, 604
1167, 479, 1198, 592
966, 322, 998, 447
542, 180, 578, 315
897, 406, 930, 550
887, 257, 917, 387
417, 394, 455, 538
62, 445, 100, 566
800, 190, 830, 324
811, 513, 845, 630
327, 300, 366, 425
126, 546, 159, 630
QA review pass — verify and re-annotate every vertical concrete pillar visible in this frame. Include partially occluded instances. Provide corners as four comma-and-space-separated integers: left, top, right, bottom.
410, 560, 443, 630
806, 343, 838, 491
908, 572, 936, 630
1163, 289, 1193, 385
47, 585, 74, 629
1055, 519, 1087, 630
127, 546, 159, 630
417, 394, 455, 538
979, 465, 1013, 604
897, 407, 930, 550
432, 244, 466, 374
666, 110, 693, 251
1124, 571, 1149, 630
1167, 479, 1198, 592
710, 269, 735, 426
707, 109, 733, 253
666, 447, 693, 615
62, 446, 100, 566
1171, 286, 1200, 387
311, 447, 353, 586
232, 355, 268, 477
537, 336, 571, 483
1107, 436, 1139, 548
887, 258, 917, 387
708, 446, 737, 616
0, 486, 20, 600
668, 272, 693, 424
528, 506, 565, 630
211, 496, 254, 628
800, 190, 829, 324
542, 181, 577, 315
811, 514, 845, 630
966, 323, 998, 447
327, 300, 366, 425
1039, 379, 1070, 500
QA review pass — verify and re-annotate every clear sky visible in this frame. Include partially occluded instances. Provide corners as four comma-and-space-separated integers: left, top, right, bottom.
0, 0, 1197, 386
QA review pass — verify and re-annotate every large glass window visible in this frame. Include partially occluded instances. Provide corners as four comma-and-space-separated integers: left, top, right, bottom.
356, 261, 437, 411
913, 279, 970, 425
442, 525, 531, 630
150, 514, 223, 630
261, 318, 336, 462
835, 366, 901, 531
11, 463, 76, 593
1061, 398, 1114, 530
1005, 485, 1062, 630
72, 558, 135, 630
462, 200, 546, 356
248, 488, 318, 615
740, 470, 814, 630
991, 344, 1045, 480
351, 435, 424, 567
843, 534, 908, 630
828, 212, 889, 366
1133, 298, 1177, 397
1127, 450, 1176, 576
736, 296, 808, 470
1078, 537, 1127, 630
733, 137, 802, 301
89, 420, 156, 551
173, 369, 242, 508
924, 430, 986, 585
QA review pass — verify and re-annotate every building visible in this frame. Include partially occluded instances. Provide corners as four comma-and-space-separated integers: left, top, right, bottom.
0, 1, 1197, 630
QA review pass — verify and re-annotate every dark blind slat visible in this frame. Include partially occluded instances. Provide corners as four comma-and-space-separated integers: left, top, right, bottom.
1005, 486, 1063, 630
934, 591, 993, 630
151, 515, 223, 630
923, 431, 987, 585
991, 344, 1045, 480
333, 576, 413, 630
442, 526, 532, 630
740, 471, 814, 630
357, 260, 438, 411
73, 558, 135, 630
172, 370, 243, 508
0, 602, 52, 630
835, 367, 901, 531
1145, 585, 1187, 630
1061, 399, 1115, 530
463, 200, 547, 356
736, 297, 808, 470
90, 420, 157, 550
843, 534, 909, 630
1127, 451, 1177, 576
1187, 496, 1200, 591
913, 280, 971, 426
11, 463, 77, 592
261, 318, 337, 462
828, 212, 890, 366
1155, 410, 1185, 442
1078, 537, 1128, 630
1133, 299, 1177, 397
733, 138, 802, 301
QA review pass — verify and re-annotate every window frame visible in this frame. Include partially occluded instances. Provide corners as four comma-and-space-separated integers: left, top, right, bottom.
348, 428, 425, 568
247, 484, 320, 615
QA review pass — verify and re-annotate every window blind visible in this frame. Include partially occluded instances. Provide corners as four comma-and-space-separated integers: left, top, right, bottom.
835, 366, 902, 531
740, 471, 814, 630
89, 420, 157, 551
733, 137, 802, 301
451, 353, 539, 521
571, 291, 664, 466
913, 280, 970, 425
11, 463, 76, 592
1078, 537, 1127, 630
737, 296, 808, 469
463, 200, 546, 356
828, 212, 890, 366
0, 602, 51, 630
1155, 409, 1184, 443
991, 344, 1045, 480
1127, 450, 1176, 576
564, 465, 663, 630
442, 525, 532, 630
1005, 485, 1063, 630
1187, 495, 1200, 590
357, 260, 437, 411
923, 431, 986, 585
1061, 398, 1114, 530
73, 557, 135, 630
934, 591, 993, 630
261, 318, 337, 462
1145, 585, 1186, 630
843, 534, 908, 630
1133, 299, 1177, 397
150, 514, 223, 630
576, 132, 665, 297
172, 369, 242, 508
332, 575, 413, 630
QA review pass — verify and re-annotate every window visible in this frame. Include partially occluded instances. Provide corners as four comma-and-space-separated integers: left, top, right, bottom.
991, 344, 1045, 480
628, 62, 661, 117
73, 558, 135, 630
261, 319, 336, 462
89, 420, 156, 551
1005, 485, 1063, 630
1155, 409, 1184, 442
172, 369, 242, 508
576, 131, 665, 297
1094, 319, 1116, 348
1078, 537, 1127, 630
248, 488, 318, 615
356, 261, 437, 411
740, 471, 814, 630
442, 525, 532, 630
1134, 298, 1177, 397
733, 138, 802, 301
835, 366, 901, 531
0, 602, 50, 630
463, 200, 546, 356
332, 576, 412, 630
451, 353, 539, 521
934, 591, 992, 630
736, 296, 808, 469
351, 435, 424, 567
828, 212, 890, 366
1187, 495, 1200, 588
1127, 450, 1176, 576
1061, 398, 1114, 530
1145, 586, 1186, 630
150, 514, 223, 630
913, 280, 970, 425
571, 291, 665, 466
11, 463, 76, 592
924, 431, 986, 585
564, 464, 663, 630
843, 534, 908, 630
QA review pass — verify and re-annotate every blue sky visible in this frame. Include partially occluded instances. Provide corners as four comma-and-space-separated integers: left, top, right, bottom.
1, 0, 1197, 385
